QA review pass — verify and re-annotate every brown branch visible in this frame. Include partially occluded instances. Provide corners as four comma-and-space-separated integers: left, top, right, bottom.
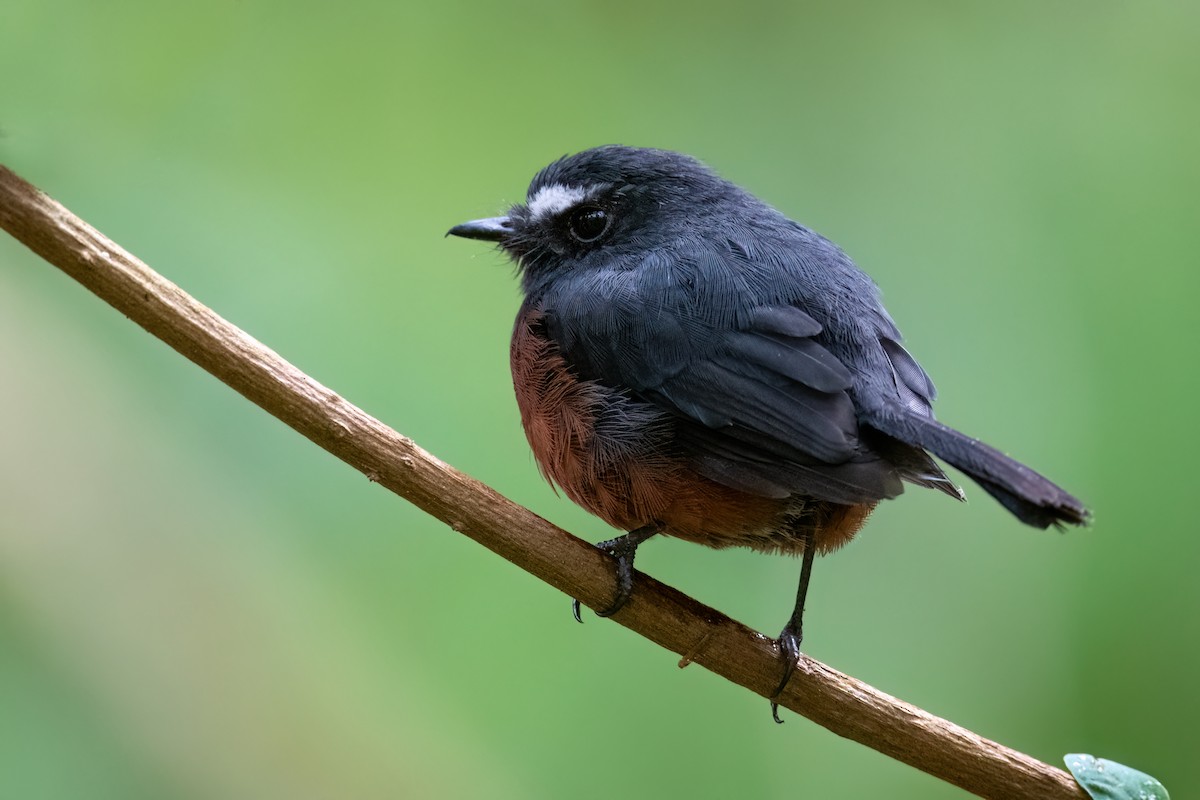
0, 164, 1086, 800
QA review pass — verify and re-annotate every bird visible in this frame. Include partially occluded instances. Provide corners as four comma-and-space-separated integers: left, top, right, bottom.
448, 145, 1088, 720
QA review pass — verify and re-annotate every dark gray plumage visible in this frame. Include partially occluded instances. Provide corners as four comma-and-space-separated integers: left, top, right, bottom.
490, 146, 1084, 525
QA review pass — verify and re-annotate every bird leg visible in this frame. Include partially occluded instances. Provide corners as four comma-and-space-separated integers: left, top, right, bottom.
771, 526, 817, 723
572, 524, 661, 622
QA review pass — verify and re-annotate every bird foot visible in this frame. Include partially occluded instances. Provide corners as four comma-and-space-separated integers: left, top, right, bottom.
571, 525, 659, 622
770, 624, 803, 724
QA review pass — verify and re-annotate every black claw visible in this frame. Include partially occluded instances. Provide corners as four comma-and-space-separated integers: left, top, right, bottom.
568, 524, 660, 622
768, 629, 802, 723
594, 542, 635, 617
773, 626, 802, 697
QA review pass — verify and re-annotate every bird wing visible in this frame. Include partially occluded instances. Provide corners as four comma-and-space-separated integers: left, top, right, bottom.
540, 242, 910, 504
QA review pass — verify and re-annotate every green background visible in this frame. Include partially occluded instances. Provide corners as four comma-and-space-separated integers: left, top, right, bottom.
2, 2, 1196, 798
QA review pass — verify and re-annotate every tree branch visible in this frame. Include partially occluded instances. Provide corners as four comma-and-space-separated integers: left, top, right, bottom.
0, 164, 1086, 800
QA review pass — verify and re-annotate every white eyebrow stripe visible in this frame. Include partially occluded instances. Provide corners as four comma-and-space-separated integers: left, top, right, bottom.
527, 184, 588, 221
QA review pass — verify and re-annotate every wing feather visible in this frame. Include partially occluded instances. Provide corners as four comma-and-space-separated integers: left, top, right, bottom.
539, 241, 928, 502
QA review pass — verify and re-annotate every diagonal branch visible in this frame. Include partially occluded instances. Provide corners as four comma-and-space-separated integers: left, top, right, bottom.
0, 165, 1086, 800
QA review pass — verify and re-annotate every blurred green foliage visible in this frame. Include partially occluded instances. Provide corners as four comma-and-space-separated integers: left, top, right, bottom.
2, 1, 1196, 797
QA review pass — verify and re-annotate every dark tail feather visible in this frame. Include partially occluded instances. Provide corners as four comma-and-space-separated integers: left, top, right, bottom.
864, 405, 1089, 529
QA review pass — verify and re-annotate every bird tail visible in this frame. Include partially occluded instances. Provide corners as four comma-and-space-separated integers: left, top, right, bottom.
863, 404, 1089, 529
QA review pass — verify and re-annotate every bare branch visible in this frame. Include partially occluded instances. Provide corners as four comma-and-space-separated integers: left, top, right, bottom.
0, 165, 1086, 800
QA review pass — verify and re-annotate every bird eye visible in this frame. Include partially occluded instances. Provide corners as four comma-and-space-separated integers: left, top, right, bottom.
566, 206, 610, 243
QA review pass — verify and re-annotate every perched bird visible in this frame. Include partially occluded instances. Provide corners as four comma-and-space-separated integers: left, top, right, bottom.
448, 146, 1088, 719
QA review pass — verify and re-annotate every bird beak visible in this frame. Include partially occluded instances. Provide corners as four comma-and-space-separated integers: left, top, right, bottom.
446, 216, 513, 243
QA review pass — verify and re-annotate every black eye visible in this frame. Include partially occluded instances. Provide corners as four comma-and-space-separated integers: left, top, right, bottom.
567, 206, 610, 243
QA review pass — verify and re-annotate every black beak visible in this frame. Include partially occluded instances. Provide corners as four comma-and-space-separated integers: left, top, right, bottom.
446, 216, 512, 243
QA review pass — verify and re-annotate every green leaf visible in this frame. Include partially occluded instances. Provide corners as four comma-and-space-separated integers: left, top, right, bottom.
1064, 754, 1169, 800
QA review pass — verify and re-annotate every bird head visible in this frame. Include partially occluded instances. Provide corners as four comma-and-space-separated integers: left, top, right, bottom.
448, 146, 767, 295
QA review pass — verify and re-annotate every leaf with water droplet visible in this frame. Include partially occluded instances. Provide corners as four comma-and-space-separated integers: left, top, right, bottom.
1064, 754, 1169, 800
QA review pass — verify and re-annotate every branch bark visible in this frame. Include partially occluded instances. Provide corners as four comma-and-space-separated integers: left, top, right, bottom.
0, 164, 1086, 800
